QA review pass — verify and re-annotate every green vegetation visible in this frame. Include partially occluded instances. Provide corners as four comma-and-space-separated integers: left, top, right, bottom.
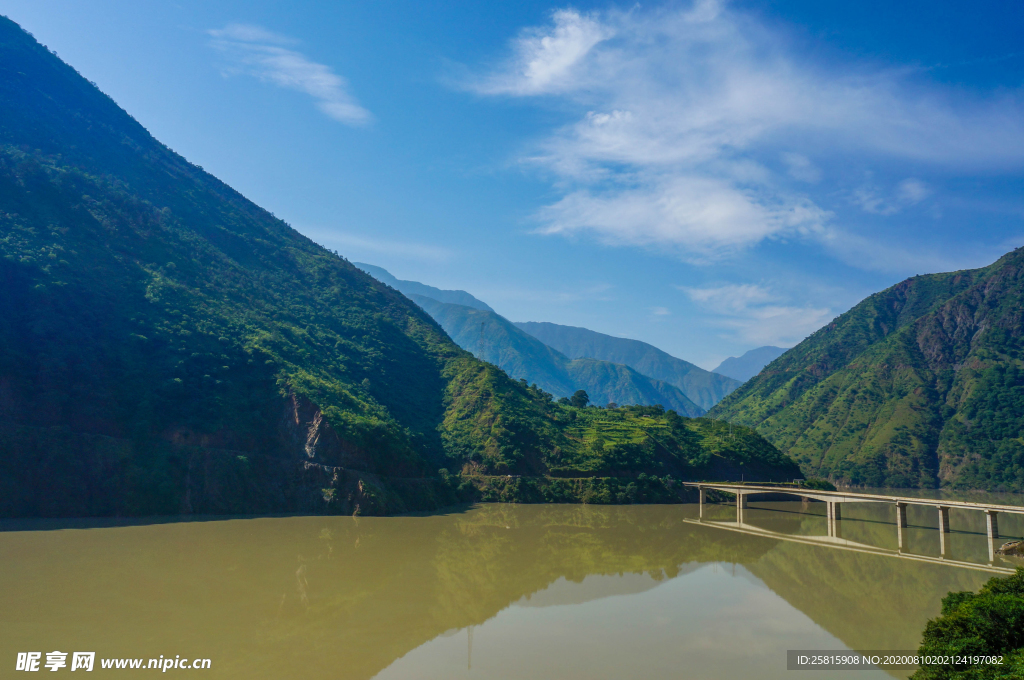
516, 320, 741, 410
0, 15, 799, 516
410, 294, 703, 416
800, 478, 838, 491
913, 568, 1024, 679
711, 254, 1024, 491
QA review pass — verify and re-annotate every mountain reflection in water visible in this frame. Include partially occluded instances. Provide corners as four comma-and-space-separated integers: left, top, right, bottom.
1, 501, 1019, 679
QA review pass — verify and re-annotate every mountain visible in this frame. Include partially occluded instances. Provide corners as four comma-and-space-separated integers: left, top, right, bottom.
0, 16, 800, 516
515, 322, 741, 410
354, 262, 494, 312
410, 295, 703, 417
713, 346, 788, 383
711, 248, 1024, 491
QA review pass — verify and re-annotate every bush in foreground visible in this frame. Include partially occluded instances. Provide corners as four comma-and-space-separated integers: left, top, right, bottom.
913, 567, 1024, 679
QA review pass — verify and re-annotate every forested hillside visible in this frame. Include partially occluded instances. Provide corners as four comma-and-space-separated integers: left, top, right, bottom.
0, 16, 800, 516
712, 250, 1024, 491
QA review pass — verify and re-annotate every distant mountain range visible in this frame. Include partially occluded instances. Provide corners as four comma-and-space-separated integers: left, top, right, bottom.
354, 264, 742, 414
411, 296, 702, 416
354, 262, 494, 312
712, 346, 788, 383
711, 249, 1024, 491
516, 322, 740, 411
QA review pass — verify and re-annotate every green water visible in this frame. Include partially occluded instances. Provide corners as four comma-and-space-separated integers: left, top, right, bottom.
1, 500, 1020, 679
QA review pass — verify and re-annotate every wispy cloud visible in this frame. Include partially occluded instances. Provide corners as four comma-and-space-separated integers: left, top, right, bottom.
486, 282, 616, 306
467, 3, 1024, 262
852, 177, 932, 216
208, 23, 371, 125
682, 283, 831, 346
473, 9, 614, 96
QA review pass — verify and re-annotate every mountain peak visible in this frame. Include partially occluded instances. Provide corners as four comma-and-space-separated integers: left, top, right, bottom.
712, 346, 788, 383
354, 263, 494, 312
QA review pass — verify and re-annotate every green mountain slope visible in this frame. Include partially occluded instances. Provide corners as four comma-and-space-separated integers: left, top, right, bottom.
515, 321, 740, 410
711, 249, 1024, 491
354, 262, 494, 312
713, 346, 788, 383
0, 16, 800, 516
411, 295, 703, 416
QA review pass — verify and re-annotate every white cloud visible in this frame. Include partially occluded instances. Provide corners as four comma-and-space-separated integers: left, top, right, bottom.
536, 175, 832, 259
475, 9, 614, 96
469, 4, 1024, 261
683, 283, 830, 346
651, 306, 671, 316
681, 284, 776, 311
208, 23, 371, 125
852, 177, 932, 215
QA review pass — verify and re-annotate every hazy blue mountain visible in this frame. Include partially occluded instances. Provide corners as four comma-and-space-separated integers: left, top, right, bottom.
515, 322, 740, 410
411, 296, 703, 416
355, 263, 494, 312
713, 346, 788, 383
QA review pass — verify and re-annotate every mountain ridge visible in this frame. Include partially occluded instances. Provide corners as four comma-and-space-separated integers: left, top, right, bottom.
713, 346, 788, 383
515, 321, 740, 410
354, 262, 494, 312
711, 249, 1024, 490
410, 295, 703, 417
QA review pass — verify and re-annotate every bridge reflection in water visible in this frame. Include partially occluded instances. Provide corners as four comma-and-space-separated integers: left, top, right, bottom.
686, 482, 1023, 572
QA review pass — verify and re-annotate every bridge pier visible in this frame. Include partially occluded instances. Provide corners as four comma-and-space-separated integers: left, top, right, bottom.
985, 510, 999, 539
895, 502, 908, 528
736, 493, 748, 524
937, 506, 950, 556
895, 502, 908, 550
825, 501, 842, 537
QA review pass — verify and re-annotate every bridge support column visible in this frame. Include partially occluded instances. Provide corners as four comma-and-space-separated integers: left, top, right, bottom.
698, 487, 706, 519
826, 501, 842, 538
895, 502, 908, 551
736, 493, 747, 524
985, 510, 999, 539
937, 506, 950, 533
895, 502, 908, 528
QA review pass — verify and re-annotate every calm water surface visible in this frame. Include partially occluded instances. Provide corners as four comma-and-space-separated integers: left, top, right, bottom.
1, 498, 1022, 679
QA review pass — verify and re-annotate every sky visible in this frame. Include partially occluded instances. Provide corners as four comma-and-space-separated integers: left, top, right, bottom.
5, 0, 1024, 369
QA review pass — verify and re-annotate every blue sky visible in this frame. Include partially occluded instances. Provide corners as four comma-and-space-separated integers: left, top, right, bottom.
6, 0, 1024, 368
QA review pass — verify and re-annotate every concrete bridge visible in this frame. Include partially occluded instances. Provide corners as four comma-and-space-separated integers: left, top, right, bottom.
684, 482, 1024, 559
682, 517, 1017, 575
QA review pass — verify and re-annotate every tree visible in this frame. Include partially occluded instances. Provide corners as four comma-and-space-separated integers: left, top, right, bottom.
913, 567, 1024, 678
570, 390, 590, 408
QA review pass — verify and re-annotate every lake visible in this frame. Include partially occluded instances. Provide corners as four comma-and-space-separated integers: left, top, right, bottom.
2, 498, 1021, 679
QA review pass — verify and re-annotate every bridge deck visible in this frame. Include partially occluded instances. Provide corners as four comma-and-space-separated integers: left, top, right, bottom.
683, 482, 1024, 515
